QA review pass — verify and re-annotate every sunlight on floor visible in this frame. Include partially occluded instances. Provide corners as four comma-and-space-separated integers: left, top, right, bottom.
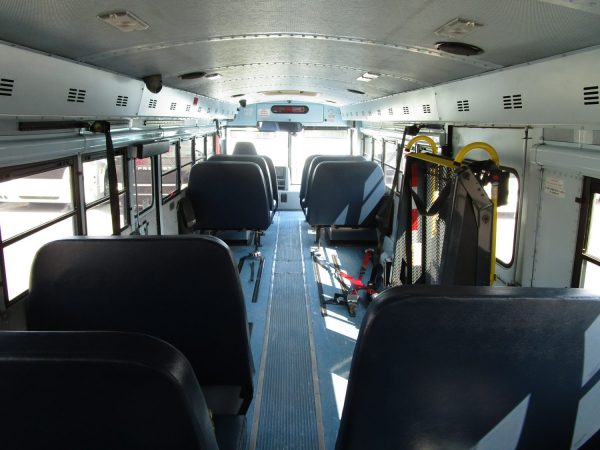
324, 312, 360, 341
331, 372, 349, 419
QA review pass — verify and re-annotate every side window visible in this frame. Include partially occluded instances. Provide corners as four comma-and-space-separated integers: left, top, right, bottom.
484, 169, 520, 266
573, 177, 600, 288
363, 136, 374, 161
180, 139, 194, 189
206, 134, 215, 158
383, 140, 398, 189
82, 153, 128, 235
373, 139, 383, 164
0, 161, 76, 302
161, 142, 179, 202
133, 156, 153, 214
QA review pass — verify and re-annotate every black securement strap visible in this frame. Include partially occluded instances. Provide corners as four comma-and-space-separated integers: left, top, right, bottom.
409, 181, 453, 217
90, 121, 121, 235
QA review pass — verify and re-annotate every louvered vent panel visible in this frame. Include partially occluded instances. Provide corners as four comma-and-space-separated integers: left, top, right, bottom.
148, 99, 158, 109
67, 88, 86, 103
388, 108, 394, 115
377, 110, 381, 116
0, 78, 15, 97
512, 94, 522, 109
186, 105, 191, 112
457, 100, 470, 112
170, 102, 177, 111
403, 106, 409, 115
423, 104, 431, 114
503, 94, 523, 110
116, 95, 128, 107
584, 86, 599, 105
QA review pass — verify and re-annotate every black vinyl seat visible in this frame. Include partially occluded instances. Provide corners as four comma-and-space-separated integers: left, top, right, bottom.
306, 160, 385, 237
260, 154, 279, 209
301, 155, 365, 214
0, 331, 226, 450
336, 285, 600, 450
188, 160, 272, 231
232, 141, 258, 155
27, 235, 253, 418
209, 154, 277, 211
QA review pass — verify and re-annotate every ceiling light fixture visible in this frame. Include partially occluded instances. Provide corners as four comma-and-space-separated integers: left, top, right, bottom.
435, 17, 482, 39
356, 76, 372, 82
97, 11, 149, 32
347, 88, 366, 95
205, 73, 222, 80
362, 72, 380, 79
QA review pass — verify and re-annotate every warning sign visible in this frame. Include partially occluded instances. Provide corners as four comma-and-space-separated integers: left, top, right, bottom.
258, 108, 270, 117
544, 176, 565, 198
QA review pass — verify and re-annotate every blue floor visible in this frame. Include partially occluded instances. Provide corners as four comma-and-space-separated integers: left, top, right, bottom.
227, 211, 374, 450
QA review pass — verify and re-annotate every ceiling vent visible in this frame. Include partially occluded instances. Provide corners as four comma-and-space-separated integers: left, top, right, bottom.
503, 94, 523, 110
179, 71, 206, 80
98, 11, 149, 32
0, 78, 14, 97
116, 95, 128, 107
170, 102, 177, 111
457, 100, 470, 112
583, 86, 599, 105
423, 104, 432, 114
403, 106, 410, 115
186, 105, 191, 112
347, 88, 366, 95
67, 88, 86, 103
435, 42, 483, 56
148, 99, 158, 109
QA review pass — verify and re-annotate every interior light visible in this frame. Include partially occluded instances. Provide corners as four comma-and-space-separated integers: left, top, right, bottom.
205, 73, 223, 80
97, 11, 149, 32
356, 76, 372, 82
362, 72, 380, 79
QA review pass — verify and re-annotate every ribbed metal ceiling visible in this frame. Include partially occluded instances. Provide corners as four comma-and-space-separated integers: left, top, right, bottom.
0, 0, 599, 105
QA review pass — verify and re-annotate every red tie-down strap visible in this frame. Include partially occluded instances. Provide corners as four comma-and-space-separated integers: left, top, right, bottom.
338, 249, 377, 296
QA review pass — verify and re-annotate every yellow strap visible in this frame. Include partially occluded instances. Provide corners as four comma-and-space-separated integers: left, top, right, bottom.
405, 135, 439, 155
454, 142, 500, 166
407, 152, 458, 169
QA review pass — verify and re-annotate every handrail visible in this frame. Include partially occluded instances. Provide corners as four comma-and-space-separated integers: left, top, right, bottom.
405, 135, 439, 155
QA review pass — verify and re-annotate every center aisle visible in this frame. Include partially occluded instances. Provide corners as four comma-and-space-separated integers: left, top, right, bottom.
248, 212, 325, 450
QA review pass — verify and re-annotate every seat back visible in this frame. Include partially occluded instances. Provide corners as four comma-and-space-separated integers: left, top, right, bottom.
299, 154, 322, 207
209, 154, 276, 210
336, 285, 600, 450
307, 160, 385, 227
302, 155, 365, 209
232, 141, 258, 155
261, 154, 279, 208
27, 235, 253, 415
0, 331, 218, 450
188, 160, 271, 230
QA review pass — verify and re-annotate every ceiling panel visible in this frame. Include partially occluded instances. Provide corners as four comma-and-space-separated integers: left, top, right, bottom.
0, 0, 599, 106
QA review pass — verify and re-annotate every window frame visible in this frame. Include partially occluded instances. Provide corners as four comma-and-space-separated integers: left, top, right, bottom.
493, 167, 520, 268
82, 149, 130, 233
572, 177, 600, 287
0, 158, 77, 305
160, 141, 181, 204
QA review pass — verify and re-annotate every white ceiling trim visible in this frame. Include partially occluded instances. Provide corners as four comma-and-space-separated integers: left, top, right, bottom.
78, 32, 502, 70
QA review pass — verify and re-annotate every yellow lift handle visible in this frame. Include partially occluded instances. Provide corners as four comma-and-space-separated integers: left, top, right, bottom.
405, 135, 439, 155
454, 142, 500, 166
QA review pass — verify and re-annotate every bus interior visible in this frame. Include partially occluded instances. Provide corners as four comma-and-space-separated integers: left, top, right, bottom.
1, 1, 600, 449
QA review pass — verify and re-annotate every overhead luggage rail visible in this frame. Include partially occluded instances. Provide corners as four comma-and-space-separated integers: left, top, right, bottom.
391, 140, 504, 286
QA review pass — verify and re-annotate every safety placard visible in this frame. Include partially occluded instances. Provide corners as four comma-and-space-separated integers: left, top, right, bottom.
544, 176, 566, 198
